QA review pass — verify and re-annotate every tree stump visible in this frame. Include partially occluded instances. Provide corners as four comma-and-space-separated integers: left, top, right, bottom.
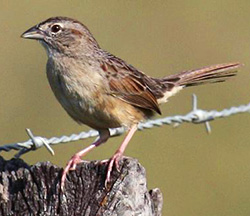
0, 156, 163, 216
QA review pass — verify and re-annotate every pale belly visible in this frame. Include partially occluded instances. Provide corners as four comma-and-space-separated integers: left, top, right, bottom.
49, 84, 145, 129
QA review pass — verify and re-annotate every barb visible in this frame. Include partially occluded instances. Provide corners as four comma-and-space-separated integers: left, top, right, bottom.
0, 95, 249, 158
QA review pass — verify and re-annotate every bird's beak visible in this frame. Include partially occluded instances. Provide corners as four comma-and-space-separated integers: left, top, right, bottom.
21, 26, 45, 40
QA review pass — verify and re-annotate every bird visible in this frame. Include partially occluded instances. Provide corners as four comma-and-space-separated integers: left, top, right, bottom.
21, 16, 241, 189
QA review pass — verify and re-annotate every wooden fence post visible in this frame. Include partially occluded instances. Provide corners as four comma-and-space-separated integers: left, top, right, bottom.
0, 156, 163, 216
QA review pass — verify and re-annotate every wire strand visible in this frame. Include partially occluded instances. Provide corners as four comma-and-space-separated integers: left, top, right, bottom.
0, 95, 249, 158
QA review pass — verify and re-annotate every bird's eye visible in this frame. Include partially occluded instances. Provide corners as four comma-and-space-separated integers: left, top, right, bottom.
51, 24, 62, 33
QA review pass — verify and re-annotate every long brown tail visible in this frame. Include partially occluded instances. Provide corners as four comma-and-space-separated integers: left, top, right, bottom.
162, 62, 241, 87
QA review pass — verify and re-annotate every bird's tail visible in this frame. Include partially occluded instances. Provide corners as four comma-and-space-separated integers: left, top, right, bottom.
162, 62, 241, 87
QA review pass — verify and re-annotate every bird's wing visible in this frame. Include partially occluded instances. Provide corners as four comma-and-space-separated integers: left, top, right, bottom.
101, 57, 161, 114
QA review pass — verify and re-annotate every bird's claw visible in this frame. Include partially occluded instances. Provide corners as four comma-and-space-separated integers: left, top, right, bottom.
99, 159, 109, 164
105, 151, 122, 188
61, 154, 83, 190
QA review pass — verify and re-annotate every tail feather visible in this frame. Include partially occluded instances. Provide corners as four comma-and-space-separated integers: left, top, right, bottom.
163, 62, 241, 87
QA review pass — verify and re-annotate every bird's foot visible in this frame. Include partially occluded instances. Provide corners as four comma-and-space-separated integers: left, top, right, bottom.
61, 154, 83, 190
105, 151, 123, 187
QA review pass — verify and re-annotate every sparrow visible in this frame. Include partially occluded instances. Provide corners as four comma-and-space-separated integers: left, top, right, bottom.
21, 16, 241, 189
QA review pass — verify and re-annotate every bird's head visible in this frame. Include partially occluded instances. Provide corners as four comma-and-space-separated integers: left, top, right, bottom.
21, 17, 100, 57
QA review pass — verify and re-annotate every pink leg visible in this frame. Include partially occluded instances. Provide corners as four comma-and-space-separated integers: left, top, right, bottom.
61, 129, 110, 190
105, 124, 137, 186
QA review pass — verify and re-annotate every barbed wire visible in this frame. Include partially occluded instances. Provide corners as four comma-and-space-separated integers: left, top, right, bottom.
0, 94, 249, 158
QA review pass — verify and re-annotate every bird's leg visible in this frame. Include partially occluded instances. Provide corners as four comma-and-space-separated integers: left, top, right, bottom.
105, 124, 137, 186
61, 129, 110, 189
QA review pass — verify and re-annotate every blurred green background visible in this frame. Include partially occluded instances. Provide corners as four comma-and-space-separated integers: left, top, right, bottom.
1, 1, 250, 215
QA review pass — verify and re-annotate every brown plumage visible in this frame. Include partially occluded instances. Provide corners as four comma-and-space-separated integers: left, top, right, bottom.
21, 16, 241, 189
